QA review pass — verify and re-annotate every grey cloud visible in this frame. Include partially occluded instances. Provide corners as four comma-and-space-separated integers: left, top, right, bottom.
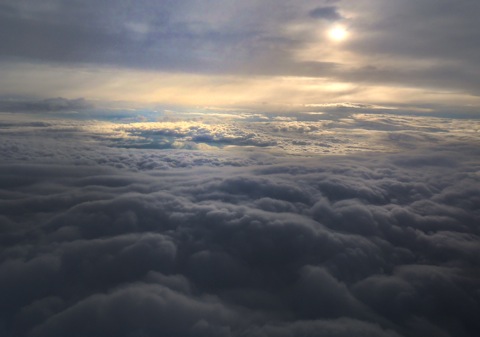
1, 0, 480, 98
351, 0, 480, 63
342, 0, 480, 94
0, 0, 475, 114
339, 63, 480, 97
309, 6, 343, 21
0, 98, 92, 113
30, 283, 239, 337
247, 318, 403, 337
0, 148, 479, 336
0, 112, 479, 336
352, 265, 480, 336
0, 0, 305, 74
292, 265, 372, 320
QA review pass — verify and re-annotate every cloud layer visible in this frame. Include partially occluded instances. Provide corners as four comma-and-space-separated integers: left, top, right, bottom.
0, 111, 479, 336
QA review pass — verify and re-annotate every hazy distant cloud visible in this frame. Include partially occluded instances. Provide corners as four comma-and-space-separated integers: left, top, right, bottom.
0, 98, 92, 113
0, 110, 478, 171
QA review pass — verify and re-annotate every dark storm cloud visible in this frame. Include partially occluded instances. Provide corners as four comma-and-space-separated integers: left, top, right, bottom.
0, 110, 479, 337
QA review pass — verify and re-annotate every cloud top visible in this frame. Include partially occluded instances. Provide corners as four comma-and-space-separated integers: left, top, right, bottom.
0, 110, 479, 336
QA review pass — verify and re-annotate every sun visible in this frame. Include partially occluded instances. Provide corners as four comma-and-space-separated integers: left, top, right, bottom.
328, 25, 349, 42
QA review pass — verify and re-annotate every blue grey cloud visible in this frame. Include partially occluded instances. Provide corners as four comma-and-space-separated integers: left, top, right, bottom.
309, 6, 343, 21
0, 98, 92, 113
0, 111, 479, 337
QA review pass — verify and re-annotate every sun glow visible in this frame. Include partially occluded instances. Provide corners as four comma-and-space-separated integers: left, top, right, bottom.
328, 26, 348, 42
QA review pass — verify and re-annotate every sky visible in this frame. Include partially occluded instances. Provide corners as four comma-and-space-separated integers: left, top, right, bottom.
0, 1, 480, 337
0, 0, 480, 112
